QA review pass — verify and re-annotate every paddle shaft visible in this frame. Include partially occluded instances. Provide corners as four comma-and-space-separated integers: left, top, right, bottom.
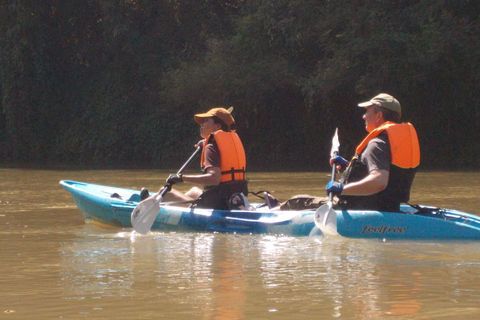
328, 151, 339, 202
315, 128, 340, 234
157, 145, 202, 199
177, 145, 202, 175
320, 151, 339, 228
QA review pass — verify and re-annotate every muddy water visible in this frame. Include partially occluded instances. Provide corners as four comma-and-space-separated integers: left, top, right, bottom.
1, 169, 479, 319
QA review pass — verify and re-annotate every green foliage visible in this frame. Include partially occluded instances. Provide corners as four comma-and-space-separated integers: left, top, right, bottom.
0, 0, 479, 169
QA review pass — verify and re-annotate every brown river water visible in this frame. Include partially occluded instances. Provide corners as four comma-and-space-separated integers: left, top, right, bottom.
1, 168, 480, 319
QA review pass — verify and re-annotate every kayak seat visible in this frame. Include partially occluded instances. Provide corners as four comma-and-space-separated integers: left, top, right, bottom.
140, 188, 150, 201
264, 192, 280, 208
248, 191, 280, 209
229, 193, 250, 210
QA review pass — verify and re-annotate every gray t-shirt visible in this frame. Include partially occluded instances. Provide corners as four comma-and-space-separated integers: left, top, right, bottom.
360, 133, 391, 173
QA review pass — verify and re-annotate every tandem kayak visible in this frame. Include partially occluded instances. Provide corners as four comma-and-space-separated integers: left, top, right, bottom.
60, 180, 480, 240
60, 180, 317, 237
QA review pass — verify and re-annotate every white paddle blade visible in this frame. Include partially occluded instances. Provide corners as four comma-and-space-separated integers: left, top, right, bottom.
314, 202, 339, 236
131, 196, 162, 234
330, 127, 340, 158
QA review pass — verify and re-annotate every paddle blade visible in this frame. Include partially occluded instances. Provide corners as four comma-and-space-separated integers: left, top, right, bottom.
131, 196, 162, 234
314, 202, 339, 236
330, 127, 340, 158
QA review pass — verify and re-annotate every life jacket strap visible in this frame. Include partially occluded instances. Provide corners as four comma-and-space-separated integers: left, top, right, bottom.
221, 167, 246, 181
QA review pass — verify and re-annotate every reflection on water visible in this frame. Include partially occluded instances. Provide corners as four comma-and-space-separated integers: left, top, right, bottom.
55, 227, 480, 319
0, 169, 480, 319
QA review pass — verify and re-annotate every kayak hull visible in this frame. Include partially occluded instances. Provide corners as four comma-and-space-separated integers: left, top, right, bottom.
60, 180, 317, 236
60, 180, 480, 239
336, 208, 480, 240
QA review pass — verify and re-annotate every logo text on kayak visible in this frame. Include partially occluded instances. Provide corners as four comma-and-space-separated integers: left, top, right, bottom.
361, 225, 407, 235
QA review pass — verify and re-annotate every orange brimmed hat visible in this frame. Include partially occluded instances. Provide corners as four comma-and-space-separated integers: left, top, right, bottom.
194, 107, 235, 126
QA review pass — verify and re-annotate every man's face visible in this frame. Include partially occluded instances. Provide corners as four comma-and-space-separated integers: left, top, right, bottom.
362, 106, 383, 132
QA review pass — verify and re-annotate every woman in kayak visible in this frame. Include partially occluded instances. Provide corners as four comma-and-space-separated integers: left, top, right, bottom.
148, 107, 248, 210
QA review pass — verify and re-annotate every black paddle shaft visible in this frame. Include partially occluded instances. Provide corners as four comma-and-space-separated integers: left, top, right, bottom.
328, 151, 339, 202
159, 145, 203, 198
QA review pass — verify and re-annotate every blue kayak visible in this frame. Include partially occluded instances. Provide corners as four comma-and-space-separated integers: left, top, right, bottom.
332, 206, 480, 239
60, 180, 480, 239
60, 180, 317, 236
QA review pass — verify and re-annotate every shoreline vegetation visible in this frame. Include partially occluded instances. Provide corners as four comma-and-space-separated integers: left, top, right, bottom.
1, 1, 479, 171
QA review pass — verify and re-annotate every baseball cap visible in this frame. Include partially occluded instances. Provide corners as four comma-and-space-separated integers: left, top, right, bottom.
194, 107, 235, 126
358, 93, 401, 115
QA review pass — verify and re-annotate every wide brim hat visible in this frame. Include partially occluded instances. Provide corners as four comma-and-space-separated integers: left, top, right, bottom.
194, 107, 235, 126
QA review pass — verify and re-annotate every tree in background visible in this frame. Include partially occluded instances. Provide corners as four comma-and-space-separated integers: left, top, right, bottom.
0, 0, 478, 169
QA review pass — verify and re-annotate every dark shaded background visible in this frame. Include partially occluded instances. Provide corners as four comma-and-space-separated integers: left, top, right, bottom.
1, 0, 478, 171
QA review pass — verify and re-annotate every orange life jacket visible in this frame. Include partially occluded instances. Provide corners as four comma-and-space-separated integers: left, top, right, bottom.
201, 130, 246, 183
339, 122, 420, 212
355, 122, 420, 169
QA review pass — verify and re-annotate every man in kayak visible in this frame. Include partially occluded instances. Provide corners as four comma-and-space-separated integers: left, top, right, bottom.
147, 107, 248, 210
276, 93, 420, 212
326, 93, 420, 212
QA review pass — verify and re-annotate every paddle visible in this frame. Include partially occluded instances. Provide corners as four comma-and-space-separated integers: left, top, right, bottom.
131, 145, 202, 234
314, 128, 340, 235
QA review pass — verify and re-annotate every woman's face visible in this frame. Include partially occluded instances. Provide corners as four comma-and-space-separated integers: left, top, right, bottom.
199, 118, 221, 138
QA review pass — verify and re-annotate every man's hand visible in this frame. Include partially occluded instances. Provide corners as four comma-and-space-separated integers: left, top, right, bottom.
330, 155, 349, 171
326, 181, 343, 196
166, 174, 183, 185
